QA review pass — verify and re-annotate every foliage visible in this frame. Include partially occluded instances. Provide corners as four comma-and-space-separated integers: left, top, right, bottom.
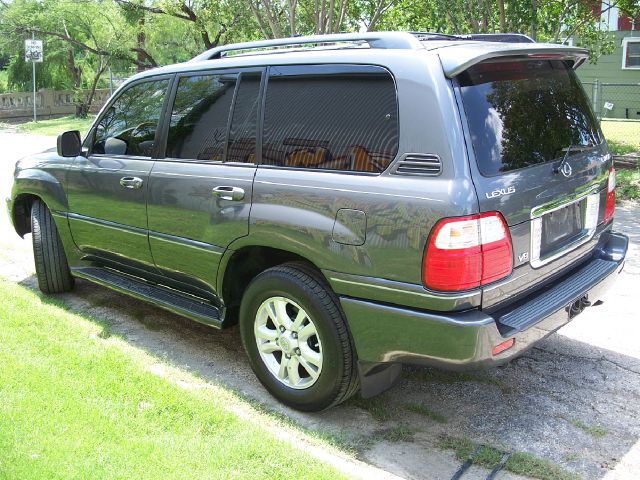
0, 280, 345, 480
0, 0, 627, 103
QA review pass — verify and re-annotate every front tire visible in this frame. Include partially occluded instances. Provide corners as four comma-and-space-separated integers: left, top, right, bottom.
239, 264, 359, 411
31, 199, 74, 294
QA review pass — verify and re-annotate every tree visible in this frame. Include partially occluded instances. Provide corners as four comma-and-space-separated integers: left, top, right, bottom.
375, 0, 622, 62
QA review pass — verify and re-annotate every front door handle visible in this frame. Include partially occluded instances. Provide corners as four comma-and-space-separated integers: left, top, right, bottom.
119, 176, 144, 189
212, 186, 245, 201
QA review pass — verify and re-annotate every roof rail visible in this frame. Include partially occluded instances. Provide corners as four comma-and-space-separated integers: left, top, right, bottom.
411, 32, 535, 44
452, 33, 535, 43
189, 32, 424, 62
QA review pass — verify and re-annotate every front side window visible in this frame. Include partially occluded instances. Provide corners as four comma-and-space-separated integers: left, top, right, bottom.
262, 66, 398, 172
459, 59, 602, 176
623, 38, 640, 69
166, 74, 237, 160
92, 79, 169, 157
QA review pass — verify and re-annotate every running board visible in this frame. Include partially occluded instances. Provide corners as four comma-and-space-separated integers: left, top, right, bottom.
72, 267, 224, 328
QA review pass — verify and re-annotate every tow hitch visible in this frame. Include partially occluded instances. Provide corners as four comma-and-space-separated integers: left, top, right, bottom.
567, 295, 591, 319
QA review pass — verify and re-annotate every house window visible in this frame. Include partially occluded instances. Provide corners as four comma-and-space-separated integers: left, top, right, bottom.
622, 38, 640, 69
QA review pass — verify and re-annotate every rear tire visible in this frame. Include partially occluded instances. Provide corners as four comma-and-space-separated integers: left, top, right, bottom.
31, 199, 74, 294
239, 264, 359, 411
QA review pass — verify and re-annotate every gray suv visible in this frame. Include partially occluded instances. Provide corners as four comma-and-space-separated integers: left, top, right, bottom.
7, 32, 629, 411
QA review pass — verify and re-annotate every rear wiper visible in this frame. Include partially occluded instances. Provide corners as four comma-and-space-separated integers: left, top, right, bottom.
553, 144, 592, 174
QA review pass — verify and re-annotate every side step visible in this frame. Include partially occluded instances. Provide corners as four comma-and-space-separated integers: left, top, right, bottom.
72, 267, 224, 328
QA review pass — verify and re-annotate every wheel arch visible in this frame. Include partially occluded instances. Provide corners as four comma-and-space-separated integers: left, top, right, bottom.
11, 193, 41, 237
10, 168, 69, 237
217, 245, 329, 321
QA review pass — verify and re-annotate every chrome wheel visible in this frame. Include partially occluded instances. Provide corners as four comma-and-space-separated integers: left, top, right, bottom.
254, 296, 323, 389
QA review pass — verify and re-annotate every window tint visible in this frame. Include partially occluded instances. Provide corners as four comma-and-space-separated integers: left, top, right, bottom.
227, 72, 261, 163
166, 74, 236, 160
459, 60, 602, 176
262, 68, 398, 172
92, 80, 169, 157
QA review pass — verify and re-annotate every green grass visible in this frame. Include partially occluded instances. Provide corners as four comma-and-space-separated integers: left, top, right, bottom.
404, 403, 448, 423
568, 419, 608, 439
347, 395, 394, 421
437, 435, 578, 480
617, 168, 640, 202
15, 115, 95, 136
601, 120, 640, 155
0, 280, 345, 480
376, 424, 416, 442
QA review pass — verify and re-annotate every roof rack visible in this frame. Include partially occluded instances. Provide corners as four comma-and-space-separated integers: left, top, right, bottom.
411, 32, 535, 44
189, 32, 423, 62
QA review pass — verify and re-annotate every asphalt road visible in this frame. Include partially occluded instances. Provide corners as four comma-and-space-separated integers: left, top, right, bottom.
1, 130, 638, 480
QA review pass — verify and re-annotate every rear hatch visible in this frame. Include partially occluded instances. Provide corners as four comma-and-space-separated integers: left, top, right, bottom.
451, 50, 613, 309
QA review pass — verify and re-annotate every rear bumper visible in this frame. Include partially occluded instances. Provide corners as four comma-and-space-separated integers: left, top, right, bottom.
342, 230, 627, 384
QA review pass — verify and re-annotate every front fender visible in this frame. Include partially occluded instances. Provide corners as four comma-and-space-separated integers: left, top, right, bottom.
8, 166, 69, 237
12, 168, 69, 213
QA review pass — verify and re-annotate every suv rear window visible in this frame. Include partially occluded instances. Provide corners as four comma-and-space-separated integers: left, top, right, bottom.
458, 59, 602, 176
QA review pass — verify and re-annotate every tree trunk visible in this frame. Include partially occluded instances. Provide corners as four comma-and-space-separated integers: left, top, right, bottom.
327, 0, 335, 34
136, 17, 146, 73
80, 58, 107, 118
497, 0, 506, 32
67, 49, 82, 90
530, 0, 538, 40
261, 0, 284, 38
288, 0, 297, 36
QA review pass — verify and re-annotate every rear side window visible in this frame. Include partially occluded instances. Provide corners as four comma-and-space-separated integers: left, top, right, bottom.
92, 79, 169, 157
227, 72, 261, 163
459, 59, 602, 176
262, 66, 398, 172
166, 74, 236, 161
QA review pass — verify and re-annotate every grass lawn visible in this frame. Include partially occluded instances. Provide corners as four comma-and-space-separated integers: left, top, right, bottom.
0, 280, 345, 480
617, 168, 640, 202
601, 120, 640, 155
14, 115, 95, 137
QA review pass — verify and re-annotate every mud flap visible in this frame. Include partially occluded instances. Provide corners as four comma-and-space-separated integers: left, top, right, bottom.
358, 361, 402, 398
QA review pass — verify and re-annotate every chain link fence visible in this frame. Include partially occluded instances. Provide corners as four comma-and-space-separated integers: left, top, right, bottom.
582, 81, 640, 121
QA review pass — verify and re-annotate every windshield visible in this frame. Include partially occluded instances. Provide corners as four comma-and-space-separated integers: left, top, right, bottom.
458, 59, 602, 176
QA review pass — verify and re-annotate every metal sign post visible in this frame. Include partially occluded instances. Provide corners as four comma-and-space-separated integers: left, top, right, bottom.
24, 36, 43, 122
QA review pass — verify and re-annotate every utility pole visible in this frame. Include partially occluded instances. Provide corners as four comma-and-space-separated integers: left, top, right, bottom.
32, 33, 36, 122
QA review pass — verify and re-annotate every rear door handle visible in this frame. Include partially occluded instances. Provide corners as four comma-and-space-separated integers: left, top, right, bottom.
119, 176, 143, 189
212, 186, 245, 201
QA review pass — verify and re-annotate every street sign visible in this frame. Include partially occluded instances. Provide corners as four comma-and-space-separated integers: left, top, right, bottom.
25, 39, 43, 62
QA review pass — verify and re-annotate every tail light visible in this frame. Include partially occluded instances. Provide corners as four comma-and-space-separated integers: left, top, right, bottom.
423, 212, 513, 291
604, 167, 615, 224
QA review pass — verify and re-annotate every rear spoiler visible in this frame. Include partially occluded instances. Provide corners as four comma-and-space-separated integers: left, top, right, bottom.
440, 43, 589, 78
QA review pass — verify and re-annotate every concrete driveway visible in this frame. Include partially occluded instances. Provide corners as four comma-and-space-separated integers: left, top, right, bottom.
1, 131, 638, 480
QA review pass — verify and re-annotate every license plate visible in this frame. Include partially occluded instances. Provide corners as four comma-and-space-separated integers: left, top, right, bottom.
540, 202, 583, 257
530, 193, 599, 268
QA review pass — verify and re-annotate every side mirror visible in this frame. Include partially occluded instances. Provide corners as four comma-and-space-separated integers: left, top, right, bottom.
57, 130, 82, 157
